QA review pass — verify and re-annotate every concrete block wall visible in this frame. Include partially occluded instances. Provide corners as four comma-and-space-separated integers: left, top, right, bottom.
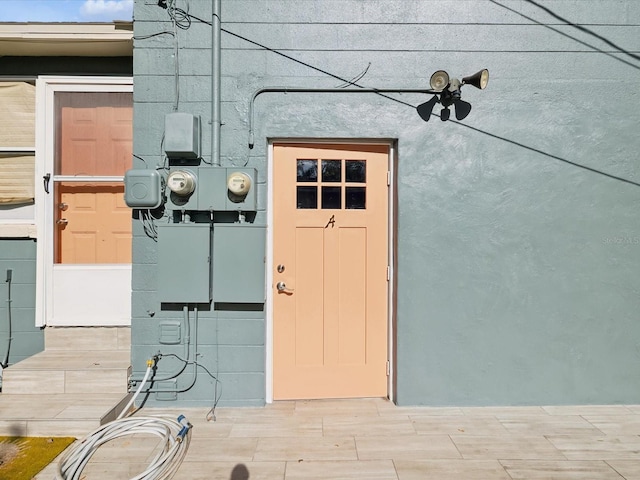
132, 1, 267, 406
0, 239, 42, 367
132, 0, 640, 406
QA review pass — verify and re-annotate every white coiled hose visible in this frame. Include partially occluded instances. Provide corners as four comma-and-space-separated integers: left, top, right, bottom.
56, 359, 192, 480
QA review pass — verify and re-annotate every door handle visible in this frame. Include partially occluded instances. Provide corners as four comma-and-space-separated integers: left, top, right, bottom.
276, 281, 293, 293
56, 218, 68, 226
43, 173, 51, 194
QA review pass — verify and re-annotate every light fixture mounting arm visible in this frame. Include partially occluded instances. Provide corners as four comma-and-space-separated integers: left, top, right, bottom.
248, 86, 438, 148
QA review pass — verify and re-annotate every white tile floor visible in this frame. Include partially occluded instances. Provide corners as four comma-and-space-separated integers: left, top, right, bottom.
33, 398, 640, 479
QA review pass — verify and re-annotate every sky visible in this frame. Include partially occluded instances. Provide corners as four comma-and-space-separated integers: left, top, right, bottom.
0, 0, 134, 22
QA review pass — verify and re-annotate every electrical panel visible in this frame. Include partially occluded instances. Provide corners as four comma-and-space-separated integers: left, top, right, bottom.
124, 169, 163, 208
165, 167, 258, 212
164, 112, 201, 160
212, 224, 266, 303
157, 223, 212, 303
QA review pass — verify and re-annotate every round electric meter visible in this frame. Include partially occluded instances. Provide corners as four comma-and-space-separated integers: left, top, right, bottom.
167, 170, 197, 196
227, 171, 252, 196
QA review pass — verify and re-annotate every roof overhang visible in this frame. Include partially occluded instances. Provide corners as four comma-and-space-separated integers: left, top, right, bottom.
0, 22, 133, 57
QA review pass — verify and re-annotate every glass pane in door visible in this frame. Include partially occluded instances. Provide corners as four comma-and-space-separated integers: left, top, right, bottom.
54, 92, 133, 264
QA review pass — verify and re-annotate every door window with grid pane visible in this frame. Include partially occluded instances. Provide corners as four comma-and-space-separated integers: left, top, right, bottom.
296, 158, 367, 210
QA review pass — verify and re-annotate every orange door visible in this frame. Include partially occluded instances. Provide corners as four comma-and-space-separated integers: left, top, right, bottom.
273, 143, 389, 399
56, 183, 131, 263
54, 92, 132, 264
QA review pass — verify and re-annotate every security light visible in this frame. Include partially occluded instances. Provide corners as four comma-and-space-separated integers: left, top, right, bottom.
417, 69, 490, 122
462, 69, 490, 90
429, 70, 450, 91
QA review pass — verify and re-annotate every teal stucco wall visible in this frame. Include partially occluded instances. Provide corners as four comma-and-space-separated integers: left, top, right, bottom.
0, 239, 42, 367
132, 0, 640, 406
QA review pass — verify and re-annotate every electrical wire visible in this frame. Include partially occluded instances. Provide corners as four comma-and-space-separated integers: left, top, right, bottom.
165, 0, 191, 110
521, 0, 640, 63
127, 306, 220, 419
488, 0, 640, 71
133, 31, 175, 41
145, 306, 192, 383
157, 352, 222, 422
133, 154, 149, 167
139, 210, 159, 241
171, 10, 416, 109
166, 0, 191, 30
56, 360, 192, 480
172, 8, 179, 110
182, 8, 640, 188
335, 62, 371, 88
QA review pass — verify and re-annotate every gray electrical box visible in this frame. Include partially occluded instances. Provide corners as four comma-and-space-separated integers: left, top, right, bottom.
196, 167, 228, 210
165, 167, 258, 212
157, 223, 212, 303
124, 169, 163, 208
212, 224, 266, 303
164, 113, 201, 159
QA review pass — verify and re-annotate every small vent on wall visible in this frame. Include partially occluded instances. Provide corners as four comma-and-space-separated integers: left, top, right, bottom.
158, 321, 181, 345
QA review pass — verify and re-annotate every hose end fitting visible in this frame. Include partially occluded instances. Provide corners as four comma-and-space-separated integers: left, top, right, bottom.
147, 355, 160, 368
176, 414, 192, 442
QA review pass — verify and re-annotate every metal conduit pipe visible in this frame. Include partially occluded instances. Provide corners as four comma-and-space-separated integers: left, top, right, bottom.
212, 0, 221, 165
247, 87, 438, 148
139, 305, 191, 384
135, 306, 200, 395
2, 269, 13, 369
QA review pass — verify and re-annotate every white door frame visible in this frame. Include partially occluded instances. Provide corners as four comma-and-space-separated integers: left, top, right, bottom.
265, 139, 396, 403
35, 76, 133, 327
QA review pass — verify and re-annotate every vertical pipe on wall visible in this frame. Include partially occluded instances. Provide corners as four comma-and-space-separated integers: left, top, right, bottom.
212, 0, 221, 166
2, 269, 13, 368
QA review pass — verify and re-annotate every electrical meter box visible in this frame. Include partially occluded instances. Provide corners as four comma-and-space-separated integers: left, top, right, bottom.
164, 113, 201, 160
124, 169, 163, 208
157, 223, 212, 303
165, 167, 258, 212
212, 224, 266, 303
224, 168, 257, 211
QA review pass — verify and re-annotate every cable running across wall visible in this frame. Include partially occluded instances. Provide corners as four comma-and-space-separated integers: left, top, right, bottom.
488, 0, 640, 71
162, 4, 640, 188
521, 0, 640, 62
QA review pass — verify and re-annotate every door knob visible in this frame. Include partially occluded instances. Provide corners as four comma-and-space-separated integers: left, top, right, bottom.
57, 218, 68, 226
276, 281, 293, 293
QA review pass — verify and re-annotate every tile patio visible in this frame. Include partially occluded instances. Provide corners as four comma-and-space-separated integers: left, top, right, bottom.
27, 398, 640, 479
2, 328, 639, 479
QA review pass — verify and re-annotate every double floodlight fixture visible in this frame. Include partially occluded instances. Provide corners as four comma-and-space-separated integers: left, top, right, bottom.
417, 69, 489, 122
247, 68, 489, 147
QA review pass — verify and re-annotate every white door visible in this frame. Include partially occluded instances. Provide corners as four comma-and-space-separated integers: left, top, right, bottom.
36, 78, 133, 326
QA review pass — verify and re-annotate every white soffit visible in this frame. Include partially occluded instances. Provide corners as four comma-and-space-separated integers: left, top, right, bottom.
0, 22, 133, 57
